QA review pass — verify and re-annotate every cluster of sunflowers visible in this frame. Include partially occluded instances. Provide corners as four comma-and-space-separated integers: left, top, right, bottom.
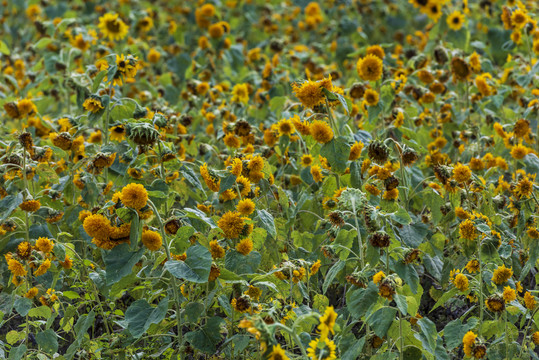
2, 0, 539, 359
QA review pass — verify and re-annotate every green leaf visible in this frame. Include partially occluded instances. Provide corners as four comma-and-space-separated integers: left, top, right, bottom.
257, 209, 276, 238
346, 283, 379, 319
341, 336, 366, 360
8, 345, 26, 360
0, 193, 23, 221
92, 70, 107, 93
110, 101, 136, 122
185, 302, 205, 323
319, 137, 351, 174
394, 294, 408, 315
0, 40, 10, 55
14, 297, 32, 316
6, 331, 24, 345
368, 307, 397, 337
224, 250, 261, 275
323, 260, 345, 294
104, 244, 145, 285
416, 318, 437, 355
35, 329, 58, 354
184, 317, 225, 354
125, 297, 169, 338
444, 318, 478, 350
34, 38, 53, 50
430, 287, 459, 312
28, 306, 52, 319
219, 174, 237, 194
165, 244, 212, 283
391, 207, 412, 225
65, 310, 95, 360
36, 164, 59, 184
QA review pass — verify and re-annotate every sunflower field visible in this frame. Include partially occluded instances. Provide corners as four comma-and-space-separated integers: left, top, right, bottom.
3, 0, 539, 359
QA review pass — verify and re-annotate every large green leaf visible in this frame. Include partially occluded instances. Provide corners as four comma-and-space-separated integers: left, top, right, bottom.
104, 244, 145, 285
184, 317, 225, 354
319, 136, 351, 174
367, 307, 397, 337
256, 209, 276, 238
125, 297, 169, 338
35, 329, 58, 354
165, 244, 212, 283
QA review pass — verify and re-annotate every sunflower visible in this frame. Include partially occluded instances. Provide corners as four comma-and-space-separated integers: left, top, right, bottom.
514, 176, 534, 198
83, 97, 104, 113
231, 83, 249, 104
200, 163, 221, 192
462, 331, 477, 356
110, 125, 126, 141
307, 338, 337, 360
237, 198, 255, 216
20, 199, 41, 212
310, 120, 333, 144
276, 118, 295, 136
510, 143, 529, 159
34, 258, 51, 276
525, 291, 537, 310
8, 259, 27, 277
17, 241, 32, 259
459, 219, 476, 241
291, 80, 325, 109
447, 10, 465, 31
453, 273, 469, 291
317, 306, 337, 340
311, 165, 324, 182
209, 240, 226, 259
503, 286, 516, 303
141, 229, 162, 251
465, 259, 479, 273
83, 214, 112, 240
364, 89, 379, 106
236, 238, 253, 255
357, 54, 383, 82
267, 344, 289, 360
35, 237, 54, 253
491, 264, 512, 285
511, 9, 528, 30
218, 211, 246, 239
451, 57, 471, 82
485, 294, 505, 313
301, 154, 314, 167
98, 13, 129, 41
120, 183, 148, 210
453, 163, 471, 183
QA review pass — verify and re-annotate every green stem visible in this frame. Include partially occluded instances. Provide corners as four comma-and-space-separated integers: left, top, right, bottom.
505, 310, 509, 359
148, 200, 184, 357
325, 98, 340, 136
351, 198, 364, 268
103, 80, 114, 146
399, 313, 404, 360
478, 238, 484, 337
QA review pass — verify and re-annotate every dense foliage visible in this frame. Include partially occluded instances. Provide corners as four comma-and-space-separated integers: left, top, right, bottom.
1, 0, 539, 359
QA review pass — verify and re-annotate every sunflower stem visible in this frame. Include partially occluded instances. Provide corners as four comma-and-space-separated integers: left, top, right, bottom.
148, 200, 184, 357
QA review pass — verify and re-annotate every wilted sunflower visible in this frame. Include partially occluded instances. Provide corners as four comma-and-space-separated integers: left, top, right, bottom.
451, 57, 471, 82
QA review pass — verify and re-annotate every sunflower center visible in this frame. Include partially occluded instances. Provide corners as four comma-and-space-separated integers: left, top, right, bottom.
106, 19, 121, 33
